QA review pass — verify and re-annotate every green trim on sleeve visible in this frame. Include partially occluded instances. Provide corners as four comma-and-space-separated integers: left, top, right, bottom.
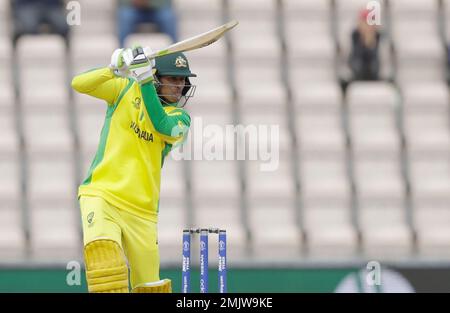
140, 83, 191, 137
82, 78, 134, 185
82, 105, 114, 185
110, 78, 134, 115
161, 142, 173, 167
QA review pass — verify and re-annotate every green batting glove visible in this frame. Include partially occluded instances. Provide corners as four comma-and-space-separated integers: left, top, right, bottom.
122, 46, 155, 84
109, 48, 129, 77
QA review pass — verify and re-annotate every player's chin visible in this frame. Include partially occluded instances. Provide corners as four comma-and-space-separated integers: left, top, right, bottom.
167, 95, 181, 104
173, 94, 182, 103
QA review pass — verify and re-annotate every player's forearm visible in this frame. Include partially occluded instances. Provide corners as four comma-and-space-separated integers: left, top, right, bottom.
71, 67, 115, 94
141, 83, 190, 137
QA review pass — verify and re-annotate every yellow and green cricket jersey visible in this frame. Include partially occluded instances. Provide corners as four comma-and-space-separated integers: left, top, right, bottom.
72, 67, 190, 222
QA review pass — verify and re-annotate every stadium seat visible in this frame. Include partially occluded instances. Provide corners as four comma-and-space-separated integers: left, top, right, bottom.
234, 66, 286, 107
30, 202, 80, 259
405, 112, 450, 155
359, 202, 412, 257
394, 36, 446, 84
390, 0, 439, 40
0, 0, 10, 38
410, 154, 450, 256
186, 112, 235, 160
410, 155, 450, 204
347, 82, 401, 155
287, 31, 336, 84
0, 38, 13, 88
177, 16, 223, 41
124, 33, 171, 52
297, 110, 345, 156
188, 63, 228, 116
75, 0, 116, 15
401, 82, 449, 112
70, 0, 116, 39
186, 61, 230, 114
350, 108, 400, 154
21, 77, 68, 109
194, 199, 247, 261
301, 153, 352, 256
71, 34, 119, 74
416, 202, 450, 257
0, 84, 14, 112
229, 0, 279, 61
17, 35, 68, 109
174, 0, 223, 43
174, 0, 222, 16
391, 0, 444, 84
246, 154, 294, 202
17, 35, 66, 65
303, 200, 357, 257
23, 109, 74, 157
188, 81, 232, 115
390, 0, 439, 33
232, 24, 279, 64
284, 0, 330, 13
240, 110, 291, 153
248, 198, 302, 257
0, 186, 25, 258
28, 158, 79, 257
157, 197, 187, 262
28, 158, 76, 203
186, 38, 226, 66
354, 157, 405, 202
0, 203, 24, 258
234, 63, 286, 112
191, 160, 240, 202
445, 0, 450, 42
402, 83, 450, 155
160, 154, 186, 203
294, 82, 342, 112
296, 82, 344, 155
285, 0, 335, 83
0, 158, 21, 210
346, 81, 398, 110
229, 0, 276, 16
300, 155, 350, 203
0, 110, 19, 158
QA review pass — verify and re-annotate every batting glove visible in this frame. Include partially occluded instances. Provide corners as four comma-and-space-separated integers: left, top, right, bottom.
122, 46, 155, 85
109, 48, 128, 77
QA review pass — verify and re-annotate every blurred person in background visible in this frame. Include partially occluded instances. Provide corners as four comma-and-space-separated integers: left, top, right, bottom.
348, 8, 381, 81
71, 45, 195, 293
118, 0, 178, 47
447, 44, 450, 85
11, 0, 69, 45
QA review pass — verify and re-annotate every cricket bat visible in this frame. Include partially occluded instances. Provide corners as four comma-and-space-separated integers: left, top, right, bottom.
144, 20, 239, 59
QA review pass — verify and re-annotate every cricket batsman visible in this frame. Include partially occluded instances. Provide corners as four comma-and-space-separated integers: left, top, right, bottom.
71, 46, 195, 293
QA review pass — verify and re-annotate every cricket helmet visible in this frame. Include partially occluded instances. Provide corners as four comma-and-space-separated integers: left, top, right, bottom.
154, 52, 197, 105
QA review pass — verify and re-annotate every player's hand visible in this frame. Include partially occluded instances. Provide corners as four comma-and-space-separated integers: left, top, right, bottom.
122, 46, 155, 85
109, 48, 128, 77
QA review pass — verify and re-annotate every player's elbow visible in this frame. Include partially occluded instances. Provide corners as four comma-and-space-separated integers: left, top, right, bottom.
71, 76, 83, 93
